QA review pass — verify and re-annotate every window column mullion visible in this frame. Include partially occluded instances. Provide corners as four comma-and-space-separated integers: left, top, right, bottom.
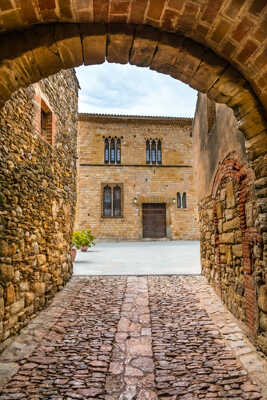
108, 139, 111, 164
111, 185, 114, 217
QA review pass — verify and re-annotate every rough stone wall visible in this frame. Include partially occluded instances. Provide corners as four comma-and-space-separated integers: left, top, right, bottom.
193, 93, 266, 354
76, 114, 199, 241
0, 70, 79, 346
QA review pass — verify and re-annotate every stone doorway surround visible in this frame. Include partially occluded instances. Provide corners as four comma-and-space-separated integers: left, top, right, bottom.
142, 203, 167, 239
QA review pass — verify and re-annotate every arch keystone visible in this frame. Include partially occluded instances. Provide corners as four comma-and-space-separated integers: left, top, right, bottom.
80, 24, 107, 65
130, 26, 159, 67
189, 50, 228, 93
150, 32, 183, 75
238, 108, 267, 139
208, 66, 246, 104
246, 131, 267, 160
55, 24, 83, 69
107, 24, 135, 64
24, 25, 65, 78
227, 87, 259, 120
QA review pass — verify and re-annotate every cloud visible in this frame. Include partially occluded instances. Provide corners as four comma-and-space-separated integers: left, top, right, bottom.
75, 62, 197, 117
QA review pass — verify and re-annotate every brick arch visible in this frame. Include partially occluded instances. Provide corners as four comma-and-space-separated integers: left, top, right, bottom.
0, 0, 267, 113
211, 153, 260, 338
0, 23, 266, 162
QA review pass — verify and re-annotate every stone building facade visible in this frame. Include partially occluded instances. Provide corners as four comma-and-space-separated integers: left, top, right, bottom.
76, 114, 199, 241
193, 93, 266, 354
0, 70, 79, 346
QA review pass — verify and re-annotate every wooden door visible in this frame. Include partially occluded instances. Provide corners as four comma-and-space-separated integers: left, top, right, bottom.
142, 203, 166, 238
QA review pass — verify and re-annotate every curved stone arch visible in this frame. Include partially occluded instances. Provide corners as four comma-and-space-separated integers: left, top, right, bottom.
0, 23, 266, 161
212, 152, 260, 338
0, 0, 266, 112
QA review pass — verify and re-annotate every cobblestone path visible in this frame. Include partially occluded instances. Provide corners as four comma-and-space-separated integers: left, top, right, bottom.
0, 276, 266, 400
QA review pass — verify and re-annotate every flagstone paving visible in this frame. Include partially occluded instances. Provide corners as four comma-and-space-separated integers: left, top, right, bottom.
0, 276, 266, 400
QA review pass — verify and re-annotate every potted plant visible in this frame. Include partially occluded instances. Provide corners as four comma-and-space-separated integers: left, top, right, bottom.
72, 230, 95, 259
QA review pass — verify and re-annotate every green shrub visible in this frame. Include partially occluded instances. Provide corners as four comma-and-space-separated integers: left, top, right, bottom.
72, 230, 95, 249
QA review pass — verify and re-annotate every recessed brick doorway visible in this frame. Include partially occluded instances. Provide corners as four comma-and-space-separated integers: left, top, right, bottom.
142, 203, 166, 239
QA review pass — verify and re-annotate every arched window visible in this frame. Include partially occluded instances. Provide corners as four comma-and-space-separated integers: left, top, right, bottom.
157, 140, 162, 164
104, 137, 122, 164
151, 140, 156, 164
116, 139, 121, 164
177, 192, 182, 208
146, 140, 150, 164
182, 192, 187, 208
113, 185, 121, 217
103, 185, 112, 216
110, 138, 115, 163
104, 138, 109, 164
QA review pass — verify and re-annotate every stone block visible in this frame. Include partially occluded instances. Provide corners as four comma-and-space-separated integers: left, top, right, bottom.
19, 281, 29, 292
6, 284, 15, 305
0, 264, 14, 282
190, 50, 227, 93
107, 24, 134, 64
55, 24, 83, 69
37, 254, 47, 266
129, 0, 148, 24
150, 32, 183, 75
0, 241, 10, 257
208, 66, 246, 105
216, 201, 223, 218
245, 201, 254, 227
25, 292, 34, 306
225, 246, 232, 264
223, 217, 240, 232
147, 0, 165, 20
257, 334, 267, 355
232, 244, 242, 257
24, 25, 65, 78
238, 107, 267, 139
258, 285, 267, 312
80, 24, 106, 65
220, 232, 235, 244
130, 26, 159, 67
225, 209, 233, 220
260, 311, 267, 331
226, 181, 235, 208
32, 282, 46, 296
10, 299, 24, 315
246, 131, 267, 160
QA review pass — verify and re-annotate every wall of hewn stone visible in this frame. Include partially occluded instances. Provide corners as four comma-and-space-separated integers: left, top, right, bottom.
193, 93, 266, 354
0, 70, 79, 347
76, 114, 199, 241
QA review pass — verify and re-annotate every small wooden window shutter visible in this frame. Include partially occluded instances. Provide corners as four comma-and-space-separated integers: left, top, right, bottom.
157, 140, 162, 164
151, 140, 156, 164
110, 139, 115, 163
116, 139, 121, 164
113, 185, 121, 217
103, 185, 112, 216
182, 192, 187, 208
146, 140, 150, 164
104, 139, 109, 163
177, 192, 182, 208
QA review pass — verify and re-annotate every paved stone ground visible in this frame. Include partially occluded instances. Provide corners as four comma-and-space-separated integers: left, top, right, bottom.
0, 276, 266, 400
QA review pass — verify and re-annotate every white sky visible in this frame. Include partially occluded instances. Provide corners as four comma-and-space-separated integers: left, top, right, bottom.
75, 62, 197, 117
